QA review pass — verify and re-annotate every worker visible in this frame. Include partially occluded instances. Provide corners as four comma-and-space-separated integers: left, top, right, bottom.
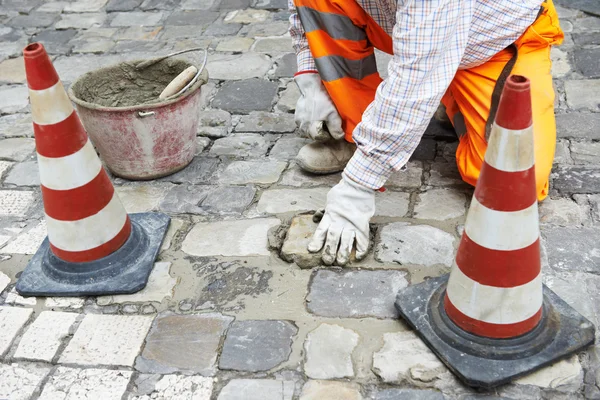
288, 0, 564, 266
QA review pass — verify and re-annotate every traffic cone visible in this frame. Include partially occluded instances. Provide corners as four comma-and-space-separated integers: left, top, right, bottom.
15, 42, 170, 297
395, 75, 595, 388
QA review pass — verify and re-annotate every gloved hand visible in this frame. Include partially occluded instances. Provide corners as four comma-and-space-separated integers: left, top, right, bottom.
308, 173, 375, 265
294, 72, 344, 142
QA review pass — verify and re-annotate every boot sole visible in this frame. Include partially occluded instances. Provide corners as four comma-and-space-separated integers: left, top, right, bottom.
296, 158, 346, 175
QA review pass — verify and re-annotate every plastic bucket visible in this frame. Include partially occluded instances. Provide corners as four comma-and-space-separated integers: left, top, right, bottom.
68, 58, 208, 180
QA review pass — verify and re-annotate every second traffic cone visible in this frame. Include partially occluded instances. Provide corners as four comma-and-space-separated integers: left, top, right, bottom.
15, 43, 170, 297
395, 75, 595, 388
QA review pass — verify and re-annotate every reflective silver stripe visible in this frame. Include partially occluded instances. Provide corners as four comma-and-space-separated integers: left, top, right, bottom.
297, 6, 367, 41
315, 54, 378, 82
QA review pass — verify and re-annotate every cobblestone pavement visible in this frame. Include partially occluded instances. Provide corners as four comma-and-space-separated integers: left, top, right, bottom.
1, 0, 600, 399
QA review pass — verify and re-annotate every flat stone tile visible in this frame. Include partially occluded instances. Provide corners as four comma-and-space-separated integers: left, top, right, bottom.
557, 113, 600, 140
199, 109, 232, 127
55, 13, 107, 29
385, 161, 423, 189
299, 381, 362, 400
278, 163, 340, 187
0, 57, 25, 84
210, 134, 270, 158
544, 226, 600, 274
413, 188, 466, 220
0, 138, 35, 162
254, 0, 288, 9
219, 320, 297, 372
140, 0, 182, 10
307, 269, 409, 319
216, 37, 254, 52
428, 162, 464, 186
565, 79, 600, 110
201, 185, 256, 214
1, 221, 46, 254
182, 218, 280, 257
136, 312, 233, 375
218, 160, 286, 184
106, 0, 143, 11
375, 222, 456, 267
0, 363, 51, 400
373, 331, 447, 385
281, 215, 321, 268
212, 79, 278, 113
0, 271, 10, 294
2, 0, 43, 13
257, 188, 328, 214
0, 114, 33, 139
224, 9, 270, 24
0, 307, 33, 356
8, 13, 58, 28
205, 20, 243, 36
304, 323, 359, 379
571, 141, 600, 164
39, 367, 132, 400
97, 262, 178, 305
515, 355, 582, 389
158, 157, 219, 185
276, 80, 300, 111
45, 297, 85, 310
5, 287, 38, 306
207, 53, 273, 80
539, 197, 588, 226
115, 184, 171, 213
575, 48, 600, 78
273, 53, 298, 78
553, 166, 600, 194
253, 37, 293, 53
159, 185, 210, 215
375, 191, 410, 219
14, 311, 79, 362
376, 389, 445, 400
198, 126, 228, 138
241, 21, 289, 37
52, 54, 124, 83
132, 375, 214, 399
0, 160, 13, 177
166, 10, 219, 26
0, 190, 35, 217
235, 112, 296, 133
4, 161, 39, 187
217, 379, 294, 400
110, 11, 165, 26
0, 86, 29, 114
60, 314, 153, 367
63, 0, 108, 12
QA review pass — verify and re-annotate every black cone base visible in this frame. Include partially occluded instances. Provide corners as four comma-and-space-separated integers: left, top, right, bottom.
15, 212, 170, 297
395, 274, 596, 389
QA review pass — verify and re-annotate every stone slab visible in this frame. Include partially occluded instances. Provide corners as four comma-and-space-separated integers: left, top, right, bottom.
0, 190, 35, 217
14, 311, 79, 362
159, 185, 210, 215
273, 53, 298, 78
0, 307, 33, 357
575, 48, 600, 78
0, 138, 35, 161
39, 367, 132, 400
216, 36, 254, 52
63, 0, 108, 12
553, 166, 600, 194
158, 157, 219, 185
539, 197, 588, 226
217, 379, 294, 400
132, 375, 214, 400
385, 162, 423, 188
299, 381, 362, 400
280, 215, 321, 268
565, 80, 600, 110
257, 188, 328, 214
571, 141, 600, 164
375, 191, 411, 219
515, 355, 583, 389
219, 320, 297, 372
556, 113, 600, 140
224, 9, 270, 23
110, 11, 165, 26
0, 57, 25, 84
5, 288, 38, 306
304, 323, 359, 379
376, 389, 445, 400
45, 297, 86, 310
210, 134, 270, 157
182, 218, 280, 257
428, 162, 464, 186
278, 163, 340, 187
306, 269, 409, 319
201, 185, 256, 214
59, 314, 153, 367
212, 79, 278, 113
115, 185, 170, 213
218, 160, 286, 184
253, 37, 293, 52
414, 188, 466, 220
375, 223, 456, 267
544, 226, 600, 274
55, 12, 107, 29
0, 114, 33, 139
208, 53, 273, 80
4, 161, 40, 187
1, 221, 47, 254
166, 10, 219, 26
276, 80, 300, 111
137, 312, 233, 375
235, 112, 296, 133
0, 363, 50, 400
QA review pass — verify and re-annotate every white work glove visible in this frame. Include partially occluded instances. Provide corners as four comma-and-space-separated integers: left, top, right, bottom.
294, 72, 344, 142
308, 174, 375, 266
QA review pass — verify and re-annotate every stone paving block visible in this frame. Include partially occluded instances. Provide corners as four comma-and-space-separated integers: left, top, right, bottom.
219, 320, 297, 372
216, 36, 254, 52
225, 9, 270, 24
375, 223, 456, 267
280, 214, 321, 268
202, 185, 256, 214
515, 355, 582, 389
257, 188, 328, 214
218, 160, 287, 184
411, 138, 437, 161
197, 137, 211, 154
71, 37, 115, 53
241, 21, 290, 37
198, 126, 229, 138
551, 47, 571, 78
112, 40, 165, 53
1, 221, 46, 254
554, 139, 572, 165
205, 21, 243, 36
279, 163, 340, 187
557, 113, 600, 140
97, 262, 178, 305
0, 159, 13, 176
141, 0, 182, 10
0, 190, 35, 217
8, 13, 58, 28
307, 269, 409, 318
180, 0, 216, 10
111, 11, 165, 26
428, 162, 464, 186
573, 32, 600, 45
159, 185, 209, 215
0, 363, 51, 400
217, 379, 294, 400
375, 191, 410, 219
31, 28, 78, 55
132, 375, 214, 400
299, 380, 362, 400
539, 197, 587, 226
115, 184, 170, 213
575, 48, 600, 78
253, 37, 293, 52
45, 297, 85, 310
113, 26, 162, 41
277, 80, 300, 112
208, 53, 273, 80
385, 161, 423, 188
373, 331, 447, 385
2, 0, 42, 12
55, 13, 107, 29
273, 53, 298, 78
304, 323, 359, 379
137, 312, 233, 375
376, 389, 445, 400
553, 166, 600, 194
0, 85, 29, 114
0, 114, 33, 139
212, 79, 278, 113
4, 161, 39, 187
235, 112, 296, 133
255, 0, 288, 9
210, 134, 270, 157
60, 314, 153, 367
14, 311, 79, 362
571, 141, 600, 164
53, 54, 124, 83
63, 0, 108, 12
0, 307, 33, 356
39, 367, 132, 400
5, 287, 38, 306
0, 57, 25, 84
565, 80, 600, 110
0, 271, 10, 294
269, 139, 311, 161
106, 0, 142, 11
544, 226, 600, 274
0, 138, 35, 161
182, 218, 280, 257
159, 157, 219, 185
414, 188, 466, 221
166, 10, 220, 26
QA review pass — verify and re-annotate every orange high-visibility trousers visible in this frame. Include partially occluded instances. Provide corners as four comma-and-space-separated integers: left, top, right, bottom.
294, 0, 564, 201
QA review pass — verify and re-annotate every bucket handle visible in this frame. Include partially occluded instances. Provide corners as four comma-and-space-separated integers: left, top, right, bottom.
138, 111, 156, 118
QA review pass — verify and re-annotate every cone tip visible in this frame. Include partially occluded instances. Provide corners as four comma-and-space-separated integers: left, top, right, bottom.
495, 74, 532, 130
23, 42, 46, 59
505, 74, 530, 92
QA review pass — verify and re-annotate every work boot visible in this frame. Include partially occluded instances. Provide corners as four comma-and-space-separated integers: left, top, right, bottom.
296, 140, 356, 174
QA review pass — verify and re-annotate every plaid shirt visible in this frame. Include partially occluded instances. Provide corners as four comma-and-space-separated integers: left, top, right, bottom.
289, 0, 542, 189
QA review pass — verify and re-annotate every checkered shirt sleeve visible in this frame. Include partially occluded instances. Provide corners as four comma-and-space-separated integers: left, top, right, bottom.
288, 0, 317, 73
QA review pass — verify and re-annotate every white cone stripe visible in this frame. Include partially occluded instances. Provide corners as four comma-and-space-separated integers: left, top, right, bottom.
45, 192, 128, 252
37, 140, 102, 191
29, 81, 74, 126
484, 123, 535, 172
465, 196, 539, 251
447, 264, 543, 324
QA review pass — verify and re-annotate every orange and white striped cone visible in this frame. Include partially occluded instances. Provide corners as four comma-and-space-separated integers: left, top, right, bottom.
15, 43, 170, 297
395, 75, 595, 388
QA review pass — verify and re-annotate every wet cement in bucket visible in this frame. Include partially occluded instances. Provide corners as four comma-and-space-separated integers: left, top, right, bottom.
70, 58, 202, 108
